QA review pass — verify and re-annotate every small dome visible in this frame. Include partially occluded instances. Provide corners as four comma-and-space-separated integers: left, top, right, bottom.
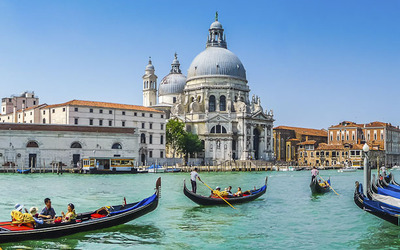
146, 64, 154, 70
159, 74, 186, 96
210, 21, 222, 29
145, 58, 154, 71
187, 47, 246, 81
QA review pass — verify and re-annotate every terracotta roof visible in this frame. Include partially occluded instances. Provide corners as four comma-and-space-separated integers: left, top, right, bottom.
329, 121, 363, 129
16, 104, 48, 113
352, 144, 364, 150
0, 123, 136, 134
316, 143, 345, 150
298, 140, 317, 145
43, 100, 163, 113
364, 121, 387, 127
273, 126, 327, 137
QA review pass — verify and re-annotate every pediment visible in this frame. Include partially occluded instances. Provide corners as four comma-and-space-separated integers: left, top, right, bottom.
251, 110, 269, 120
207, 114, 231, 123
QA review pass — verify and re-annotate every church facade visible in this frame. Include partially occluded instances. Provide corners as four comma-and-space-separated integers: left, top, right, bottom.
143, 16, 274, 164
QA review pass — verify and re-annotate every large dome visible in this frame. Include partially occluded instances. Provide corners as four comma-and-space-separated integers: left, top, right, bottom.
187, 47, 246, 81
159, 73, 186, 96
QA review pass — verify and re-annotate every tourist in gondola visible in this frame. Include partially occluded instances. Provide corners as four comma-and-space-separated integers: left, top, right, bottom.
10, 203, 24, 222
39, 198, 56, 220
226, 186, 233, 195
234, 187, 243, 197
61, 203, 77, 222
190, 168, 202, 193
311, 166, 319, 181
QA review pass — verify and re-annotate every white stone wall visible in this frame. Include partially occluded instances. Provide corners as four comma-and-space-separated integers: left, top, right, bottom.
0, 128, 138, 169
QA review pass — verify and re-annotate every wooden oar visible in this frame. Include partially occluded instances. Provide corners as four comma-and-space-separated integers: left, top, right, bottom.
318, 175, 339, 196
200, 180, 236, 209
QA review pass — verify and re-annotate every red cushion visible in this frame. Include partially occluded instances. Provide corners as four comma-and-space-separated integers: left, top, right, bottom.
91, 213, 106, 219
0, 224, 34, 231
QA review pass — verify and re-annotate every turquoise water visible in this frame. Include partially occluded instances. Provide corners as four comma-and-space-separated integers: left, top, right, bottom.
0, 170, 399, 249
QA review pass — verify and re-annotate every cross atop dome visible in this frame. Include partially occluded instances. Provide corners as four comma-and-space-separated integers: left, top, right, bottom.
207, 13, 227, 49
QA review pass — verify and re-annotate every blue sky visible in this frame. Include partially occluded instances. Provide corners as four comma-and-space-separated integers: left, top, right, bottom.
0, 0, 399, 129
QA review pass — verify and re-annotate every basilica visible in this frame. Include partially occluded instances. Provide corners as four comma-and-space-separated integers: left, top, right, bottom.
143, 15, 274, 164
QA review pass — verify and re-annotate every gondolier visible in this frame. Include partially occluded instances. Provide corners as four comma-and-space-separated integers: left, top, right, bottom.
311, 167, 319, 181
190, 168, 202, 193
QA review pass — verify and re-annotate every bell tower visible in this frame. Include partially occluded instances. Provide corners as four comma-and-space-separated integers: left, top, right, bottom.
142, 57, 158, 107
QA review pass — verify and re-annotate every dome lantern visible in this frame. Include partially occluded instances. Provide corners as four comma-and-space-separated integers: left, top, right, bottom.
206, 11, 227, 49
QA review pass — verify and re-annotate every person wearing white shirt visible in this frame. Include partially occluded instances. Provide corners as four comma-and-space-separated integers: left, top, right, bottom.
190, 168, 202, 193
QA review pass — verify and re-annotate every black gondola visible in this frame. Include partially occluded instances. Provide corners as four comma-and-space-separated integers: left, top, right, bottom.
183, 177, 267, 206
309, 177, 330, 194
0, 177, 161, 243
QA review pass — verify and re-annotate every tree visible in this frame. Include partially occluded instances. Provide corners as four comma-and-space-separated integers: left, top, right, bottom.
166, 119, 204, 164
166, 119, 185, 158
182, 132, 203, 164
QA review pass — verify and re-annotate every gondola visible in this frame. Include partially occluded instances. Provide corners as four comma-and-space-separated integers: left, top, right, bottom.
354, 181, 400, 226
309, 177, 330, 194
183, 177, 267, 206
0, 177, 161, 243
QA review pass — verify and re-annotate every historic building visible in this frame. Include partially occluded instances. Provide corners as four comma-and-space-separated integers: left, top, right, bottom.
0, 123, 138, 170
144, 15, 274, 164
0, 98, 166, 166
297, 121, 400, 167
273, 126, 328, 164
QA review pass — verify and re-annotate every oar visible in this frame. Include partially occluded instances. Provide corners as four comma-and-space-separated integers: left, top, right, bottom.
200, 181, 236, 209
318, 175, 339, 196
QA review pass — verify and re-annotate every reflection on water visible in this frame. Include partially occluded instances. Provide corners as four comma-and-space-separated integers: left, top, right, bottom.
1, 224, 163, 249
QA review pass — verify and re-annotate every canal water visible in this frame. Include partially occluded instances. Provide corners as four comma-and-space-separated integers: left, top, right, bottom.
0, 170, 399, 249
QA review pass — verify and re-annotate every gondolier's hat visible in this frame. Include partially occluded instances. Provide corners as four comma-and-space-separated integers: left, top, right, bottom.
14, 203, 23, 211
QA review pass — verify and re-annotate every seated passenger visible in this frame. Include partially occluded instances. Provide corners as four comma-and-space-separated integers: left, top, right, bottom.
39, 198, 56, 220
11, 204, 35, 226
11, 203, 24, 222
234, 187, 243, 197
212, 187, 222, 197
30, 207, 39, 218
226, 186, 233, 195
61, 203, 77, 222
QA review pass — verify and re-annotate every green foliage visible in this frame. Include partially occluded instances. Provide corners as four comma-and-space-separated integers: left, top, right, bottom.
182, 132, 203, 157
166, 119, 185, 156
166, 119, 203, 159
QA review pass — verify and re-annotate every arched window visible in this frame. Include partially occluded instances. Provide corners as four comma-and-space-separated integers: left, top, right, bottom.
190, 97, 194, 103
219, 95, 226, 111
71, 142, 82, 148
141, 133, 146, 144
26, 141, 39, 148
42, 118, 46, 124
209, 95, 216, 112
112, 143, 122, 149
210, 125, 227, 134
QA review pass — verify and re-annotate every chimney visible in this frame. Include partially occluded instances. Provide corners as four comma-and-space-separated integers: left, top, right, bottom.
13, 106, 17, 123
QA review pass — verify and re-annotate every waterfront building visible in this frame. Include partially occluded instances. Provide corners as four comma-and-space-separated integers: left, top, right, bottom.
273, 126, 328, 164
0, 98, 166, 166
0, 123, 137, 170
144, 15, 275, 164
297, 121, 400, 167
